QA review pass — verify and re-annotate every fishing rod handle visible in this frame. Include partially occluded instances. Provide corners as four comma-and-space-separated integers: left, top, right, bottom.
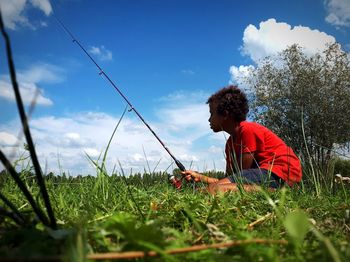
174, 159, 186, 172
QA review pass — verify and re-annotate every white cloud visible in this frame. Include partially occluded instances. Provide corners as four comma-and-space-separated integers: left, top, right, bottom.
84, 148, 101, 158
158, 103, 209, 132
30, 0, 52, 16
181, 69, 195, 75
0, 78, 53, 106
230, 65, 254, 81
229, 65, 255, 93
40, 21, 48, 27
241, 18, 336, 63
131, 153, 144, 162
230, 19, 338, 85
0, 0, 52, 30
0, 132, 19, 147
230, 65, 255, 94
0, 91, 228, 175
208, 145, 222, 154
18, 63, 64, 84
65, 132, 80, 140
89, 45, 113, 61
157, 90, 208, 103
0, 0, 28, 30
0, 63, 63, 106
178, 154, 199, 162
325, 0, 350, 28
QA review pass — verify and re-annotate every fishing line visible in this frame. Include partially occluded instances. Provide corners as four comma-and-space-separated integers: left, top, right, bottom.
54, 15, 186, 171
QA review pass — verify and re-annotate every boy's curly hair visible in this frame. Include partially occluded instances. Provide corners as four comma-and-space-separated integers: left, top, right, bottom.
207, 85, 249, 122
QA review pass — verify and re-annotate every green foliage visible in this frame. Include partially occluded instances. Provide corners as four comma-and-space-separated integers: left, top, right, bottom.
284, 210, 310, 243
334, 157, 350, 177
90, 212, 167, 252
0, 171, 349, 260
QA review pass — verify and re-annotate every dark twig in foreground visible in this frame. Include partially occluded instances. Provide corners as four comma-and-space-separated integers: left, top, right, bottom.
0, 238, 288, 261
0, 206, 25, 226
0, 191, 26, 226
87, 239, 288, 260
0, 150, 49, 226
0, 10, 56, 229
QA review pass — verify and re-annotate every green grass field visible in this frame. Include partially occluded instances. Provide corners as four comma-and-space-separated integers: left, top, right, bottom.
0, 168, 349, 261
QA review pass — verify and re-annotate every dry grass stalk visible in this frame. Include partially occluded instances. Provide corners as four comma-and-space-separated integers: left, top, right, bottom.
87, 238, 288, 260
247, 212, 273, 229
0, 238, 288, 261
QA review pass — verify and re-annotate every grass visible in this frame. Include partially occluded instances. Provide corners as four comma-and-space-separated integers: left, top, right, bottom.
0, 168, 349, 261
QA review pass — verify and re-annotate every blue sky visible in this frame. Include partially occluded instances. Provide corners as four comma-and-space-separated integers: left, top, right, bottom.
0, 0, 349, 175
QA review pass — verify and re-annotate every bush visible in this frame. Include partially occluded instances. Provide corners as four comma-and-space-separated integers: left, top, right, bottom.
333, 158, 350, 177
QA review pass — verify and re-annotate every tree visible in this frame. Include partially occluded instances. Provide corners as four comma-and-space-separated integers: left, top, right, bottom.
245, 43, 350, 174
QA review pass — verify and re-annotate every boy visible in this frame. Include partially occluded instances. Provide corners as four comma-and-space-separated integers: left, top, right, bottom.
181, 85, 302, 194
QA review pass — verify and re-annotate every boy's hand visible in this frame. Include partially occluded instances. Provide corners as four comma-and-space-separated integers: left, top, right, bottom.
181, 170, 202, 182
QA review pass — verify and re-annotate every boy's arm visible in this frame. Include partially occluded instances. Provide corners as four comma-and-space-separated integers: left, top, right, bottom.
240, 153, 255, 169
182, 153, 255, 184
226, 153, 255, 175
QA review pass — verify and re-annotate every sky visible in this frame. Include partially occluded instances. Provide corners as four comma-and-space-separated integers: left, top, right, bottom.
0, 0, 349, 176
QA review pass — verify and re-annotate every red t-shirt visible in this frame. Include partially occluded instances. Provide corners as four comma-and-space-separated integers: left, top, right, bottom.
225, 121, 302, 186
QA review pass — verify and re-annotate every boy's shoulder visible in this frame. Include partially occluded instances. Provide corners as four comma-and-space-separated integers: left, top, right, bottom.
239, 121, 271, 139
240, 121, 283, 143
240, 121, 265, 130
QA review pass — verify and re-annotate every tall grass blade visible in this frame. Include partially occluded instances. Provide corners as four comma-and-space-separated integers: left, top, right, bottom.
101, 105, 128, 172
0, 10, 56, 228
301, 108, 320, 196
85, 104, 128, 175
311, 227, 341, 262
152, 158, 162, 174
118, 160, 145, 220
142, 145, 152, 175
85, 152, 104, 174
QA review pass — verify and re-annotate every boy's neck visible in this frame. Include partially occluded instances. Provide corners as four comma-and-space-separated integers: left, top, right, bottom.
224, 120, 242, 136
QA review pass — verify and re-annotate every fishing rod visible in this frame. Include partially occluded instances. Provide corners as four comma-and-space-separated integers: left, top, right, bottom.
54, 16, 186, 172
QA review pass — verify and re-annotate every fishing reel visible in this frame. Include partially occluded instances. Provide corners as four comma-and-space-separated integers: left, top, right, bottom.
168, 173, 197, 190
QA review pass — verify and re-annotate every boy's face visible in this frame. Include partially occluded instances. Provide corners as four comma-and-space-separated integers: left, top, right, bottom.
208, 101, 227, 132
